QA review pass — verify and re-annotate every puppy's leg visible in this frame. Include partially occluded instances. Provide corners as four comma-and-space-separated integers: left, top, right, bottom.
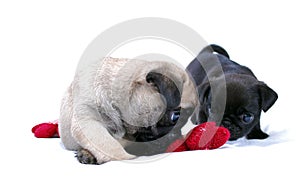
71, 105, 136, 164
246, 123, 269, 139
59, 82, 81, 150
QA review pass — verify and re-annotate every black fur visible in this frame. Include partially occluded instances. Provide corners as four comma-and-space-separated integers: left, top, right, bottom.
186, 44, 278, 140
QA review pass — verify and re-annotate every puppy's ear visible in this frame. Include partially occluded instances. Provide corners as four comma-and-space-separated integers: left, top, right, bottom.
257, 82, 278, 112
197, 82, 210, 104
146, 72, 180, 109
200, 44, 230, 59
210, 44, 230, 59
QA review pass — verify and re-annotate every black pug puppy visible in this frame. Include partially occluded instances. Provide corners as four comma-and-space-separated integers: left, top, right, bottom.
186, 44, 278, 140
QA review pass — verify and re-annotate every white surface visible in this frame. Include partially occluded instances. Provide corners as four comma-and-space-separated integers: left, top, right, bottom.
1, 0, 299, 176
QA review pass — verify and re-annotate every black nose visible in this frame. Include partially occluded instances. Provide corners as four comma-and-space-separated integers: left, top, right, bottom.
221, 117, 232, 126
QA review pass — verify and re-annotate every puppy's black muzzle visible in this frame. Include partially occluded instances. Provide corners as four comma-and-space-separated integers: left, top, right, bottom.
125, 107, 195, 156
134, 109, 182, 142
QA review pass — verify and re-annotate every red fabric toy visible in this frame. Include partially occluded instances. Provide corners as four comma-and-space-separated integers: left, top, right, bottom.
31, 120, 59, 138
166, 122, 230, 152
31, 121, 230, 152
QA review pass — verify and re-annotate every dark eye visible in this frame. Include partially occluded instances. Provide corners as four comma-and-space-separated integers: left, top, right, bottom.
240, 113, 254, 124
170, 110, 180, 122
207, 104, 212, 115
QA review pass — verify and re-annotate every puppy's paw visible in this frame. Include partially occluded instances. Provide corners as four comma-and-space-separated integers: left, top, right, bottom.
75, 149, 98, 165
246, 129, 269, 139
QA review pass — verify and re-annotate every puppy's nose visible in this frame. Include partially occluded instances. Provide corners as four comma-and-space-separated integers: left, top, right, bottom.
221, 117, 232, 126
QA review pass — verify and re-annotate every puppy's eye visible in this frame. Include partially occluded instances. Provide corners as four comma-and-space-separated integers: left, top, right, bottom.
170, 110, 180, 122
240, 113, 254, 124
207, 104, 212, 115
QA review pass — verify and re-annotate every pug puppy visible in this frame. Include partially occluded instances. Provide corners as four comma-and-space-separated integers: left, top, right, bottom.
59, 57, 198, 164
186, 44, 278, 140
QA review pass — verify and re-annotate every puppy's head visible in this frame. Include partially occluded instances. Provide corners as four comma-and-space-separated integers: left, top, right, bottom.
127, 72, 182, 142
193, 75, 278, 140
115, 60, 198, 143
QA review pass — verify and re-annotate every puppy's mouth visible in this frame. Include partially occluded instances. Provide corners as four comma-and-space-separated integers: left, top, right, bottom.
133, 126, 174, 142
124, 109, 185, 156
133, 109, 182, 142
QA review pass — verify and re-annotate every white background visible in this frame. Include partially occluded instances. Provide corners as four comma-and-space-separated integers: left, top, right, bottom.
1, 0, 299, 176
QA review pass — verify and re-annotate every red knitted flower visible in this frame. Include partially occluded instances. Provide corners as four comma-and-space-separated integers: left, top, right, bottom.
185, 122, 230, 150
166, 138, 189, 152
167, 122, 230, 152
31, 122, 59, 138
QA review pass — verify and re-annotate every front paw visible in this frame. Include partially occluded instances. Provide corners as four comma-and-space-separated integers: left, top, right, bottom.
75, 149, 98, 165
246, 125, 269, 140
247, 131, 269, 139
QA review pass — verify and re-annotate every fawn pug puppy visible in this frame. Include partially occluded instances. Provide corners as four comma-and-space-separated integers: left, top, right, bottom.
59, 57, 198, 164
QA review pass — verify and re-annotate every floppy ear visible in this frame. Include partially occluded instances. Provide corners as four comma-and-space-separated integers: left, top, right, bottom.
197, 82, 211, 104
257, 82, 278, 112
210, 44, 230, 59
199, 44, 230, 59
146, 72, 181, 109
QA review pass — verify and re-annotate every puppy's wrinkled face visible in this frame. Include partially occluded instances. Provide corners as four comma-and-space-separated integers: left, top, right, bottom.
193, 76, 278, 140
218, 82, 261, 140
124, 72, 195, 155
123, 72, 179, 140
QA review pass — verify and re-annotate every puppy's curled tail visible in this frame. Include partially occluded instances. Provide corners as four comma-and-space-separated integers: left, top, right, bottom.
201, 44, 230, 59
